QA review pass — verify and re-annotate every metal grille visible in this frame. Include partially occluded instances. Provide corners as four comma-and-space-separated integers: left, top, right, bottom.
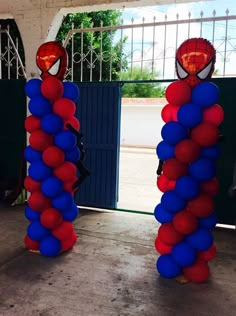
63, 9, 236, 82
0, 24, 26, 79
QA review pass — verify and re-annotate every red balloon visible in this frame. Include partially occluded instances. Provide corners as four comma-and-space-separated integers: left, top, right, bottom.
24, 235, 39, 250
158, 222, 183, 246
61, 231, 77, 252
183, 261, 210, 283
162, 158, 188, 180
155, 236, 172, 254
41, 76, 64, 102
187, 193, 214, 218
191, 123, 219, 147
173, 210, 198, 235
42, 146, 65, 168
28, 191, 51, 211
197, 243, 216, 262
200, 178, 219, 196
156, 174, 176, 192
161, 104, 180, 123
24, 176, 41, 192
52, 221, 74, 241
29, 130, 53, 151
174, 139, 200, 163
64, 176, 78, 193
40, 208, 63, 230
64, 116, 80, 131
165, 81, 192, 106
53, 98, 76, 120
25, 115, 41, 133
54, 161, 77, 182
203, 104, 224, 126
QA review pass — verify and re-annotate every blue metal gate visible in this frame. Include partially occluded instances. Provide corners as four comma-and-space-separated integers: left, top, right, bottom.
74, 82, 122, 209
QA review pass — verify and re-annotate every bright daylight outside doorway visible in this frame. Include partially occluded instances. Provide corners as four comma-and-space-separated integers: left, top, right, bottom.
117, 95, 165, 213
117, 146, 161, 213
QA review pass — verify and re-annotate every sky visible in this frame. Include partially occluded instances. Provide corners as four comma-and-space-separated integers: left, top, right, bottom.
118, 0, 236, 78
121, 0, 236, 23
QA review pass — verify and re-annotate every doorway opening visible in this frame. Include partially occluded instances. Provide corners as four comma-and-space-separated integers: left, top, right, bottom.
117, 81, 167, 213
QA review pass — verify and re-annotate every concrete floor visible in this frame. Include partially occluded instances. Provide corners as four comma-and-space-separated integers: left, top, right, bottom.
0, 205, 236, 316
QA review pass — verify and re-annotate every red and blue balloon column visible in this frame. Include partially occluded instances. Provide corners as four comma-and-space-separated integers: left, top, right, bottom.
24, 41, 86, 256
155, 38, 224, 283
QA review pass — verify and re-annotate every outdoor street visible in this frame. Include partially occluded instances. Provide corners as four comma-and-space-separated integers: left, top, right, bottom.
118, 147, 161, 213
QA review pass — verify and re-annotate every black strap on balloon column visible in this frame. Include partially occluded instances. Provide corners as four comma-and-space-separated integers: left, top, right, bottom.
156, 160, 164, 176
66, 123, 90, 190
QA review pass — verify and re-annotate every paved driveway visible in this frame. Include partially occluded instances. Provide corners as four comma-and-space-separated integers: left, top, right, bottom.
118, 147, 162, 213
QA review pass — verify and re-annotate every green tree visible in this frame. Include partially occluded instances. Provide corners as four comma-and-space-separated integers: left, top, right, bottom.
56, 10, 128, 82
213, 68, 219, 76
121, 66, 166, 97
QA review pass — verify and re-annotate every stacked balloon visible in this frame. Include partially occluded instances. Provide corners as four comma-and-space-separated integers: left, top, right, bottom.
154, 38, 224, 283
23, 42, 81, 257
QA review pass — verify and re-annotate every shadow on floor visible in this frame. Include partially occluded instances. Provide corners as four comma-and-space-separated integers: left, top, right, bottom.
0, 205, 235, 316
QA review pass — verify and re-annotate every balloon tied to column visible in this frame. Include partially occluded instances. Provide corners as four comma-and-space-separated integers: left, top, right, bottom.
24, 41, 90, 256
155, 38, 224, 283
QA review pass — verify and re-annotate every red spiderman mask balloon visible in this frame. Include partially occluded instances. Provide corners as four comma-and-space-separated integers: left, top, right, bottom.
36, 41, 68, 81
176, 38, 216, 88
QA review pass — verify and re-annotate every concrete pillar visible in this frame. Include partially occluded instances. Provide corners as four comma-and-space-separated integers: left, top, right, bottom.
14, 8, 60, 78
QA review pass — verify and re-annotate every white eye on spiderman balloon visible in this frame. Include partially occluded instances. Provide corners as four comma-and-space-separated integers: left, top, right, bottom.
176, 61, 189, 79
196, 60, 214, 80
48, 58, 61, 76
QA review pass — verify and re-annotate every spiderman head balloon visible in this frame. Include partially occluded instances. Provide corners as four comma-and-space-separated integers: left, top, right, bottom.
36, 41, 68, 81
176, 38, 216, 88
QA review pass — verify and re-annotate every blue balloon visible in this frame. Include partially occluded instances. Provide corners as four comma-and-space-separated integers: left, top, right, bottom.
189, 158, 215, 181
192, 82, 220, 108
154, 203, 173, 223
199, 212, 218, 229
177, 103, 203, 128
161, 122, 188, 145
28, 161, 52, 181
156, 254, 181, 278
175, 176, 200, 200
186, 228, 213, 251
201, 145, 221, 160
62, 203, 79, 222
25, 206, 41, 222
54, 131, 77, 151
156, 141, 175, 160
24, 146, 42, 162
52, 192, 74, 211
41, 176, 64, 198
161, 190, 186, 214
63, 82, 80, 101
28, 95, 52, 118
25, 78, 42, 98
41, 114, 63, 134
39, 236, 61, 257
172, 241, 196, 267
65, 147, 81, 163
27, 221, 50, 241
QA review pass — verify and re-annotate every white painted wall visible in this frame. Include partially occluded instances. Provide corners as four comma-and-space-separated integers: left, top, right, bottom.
120, 98, 166, 148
